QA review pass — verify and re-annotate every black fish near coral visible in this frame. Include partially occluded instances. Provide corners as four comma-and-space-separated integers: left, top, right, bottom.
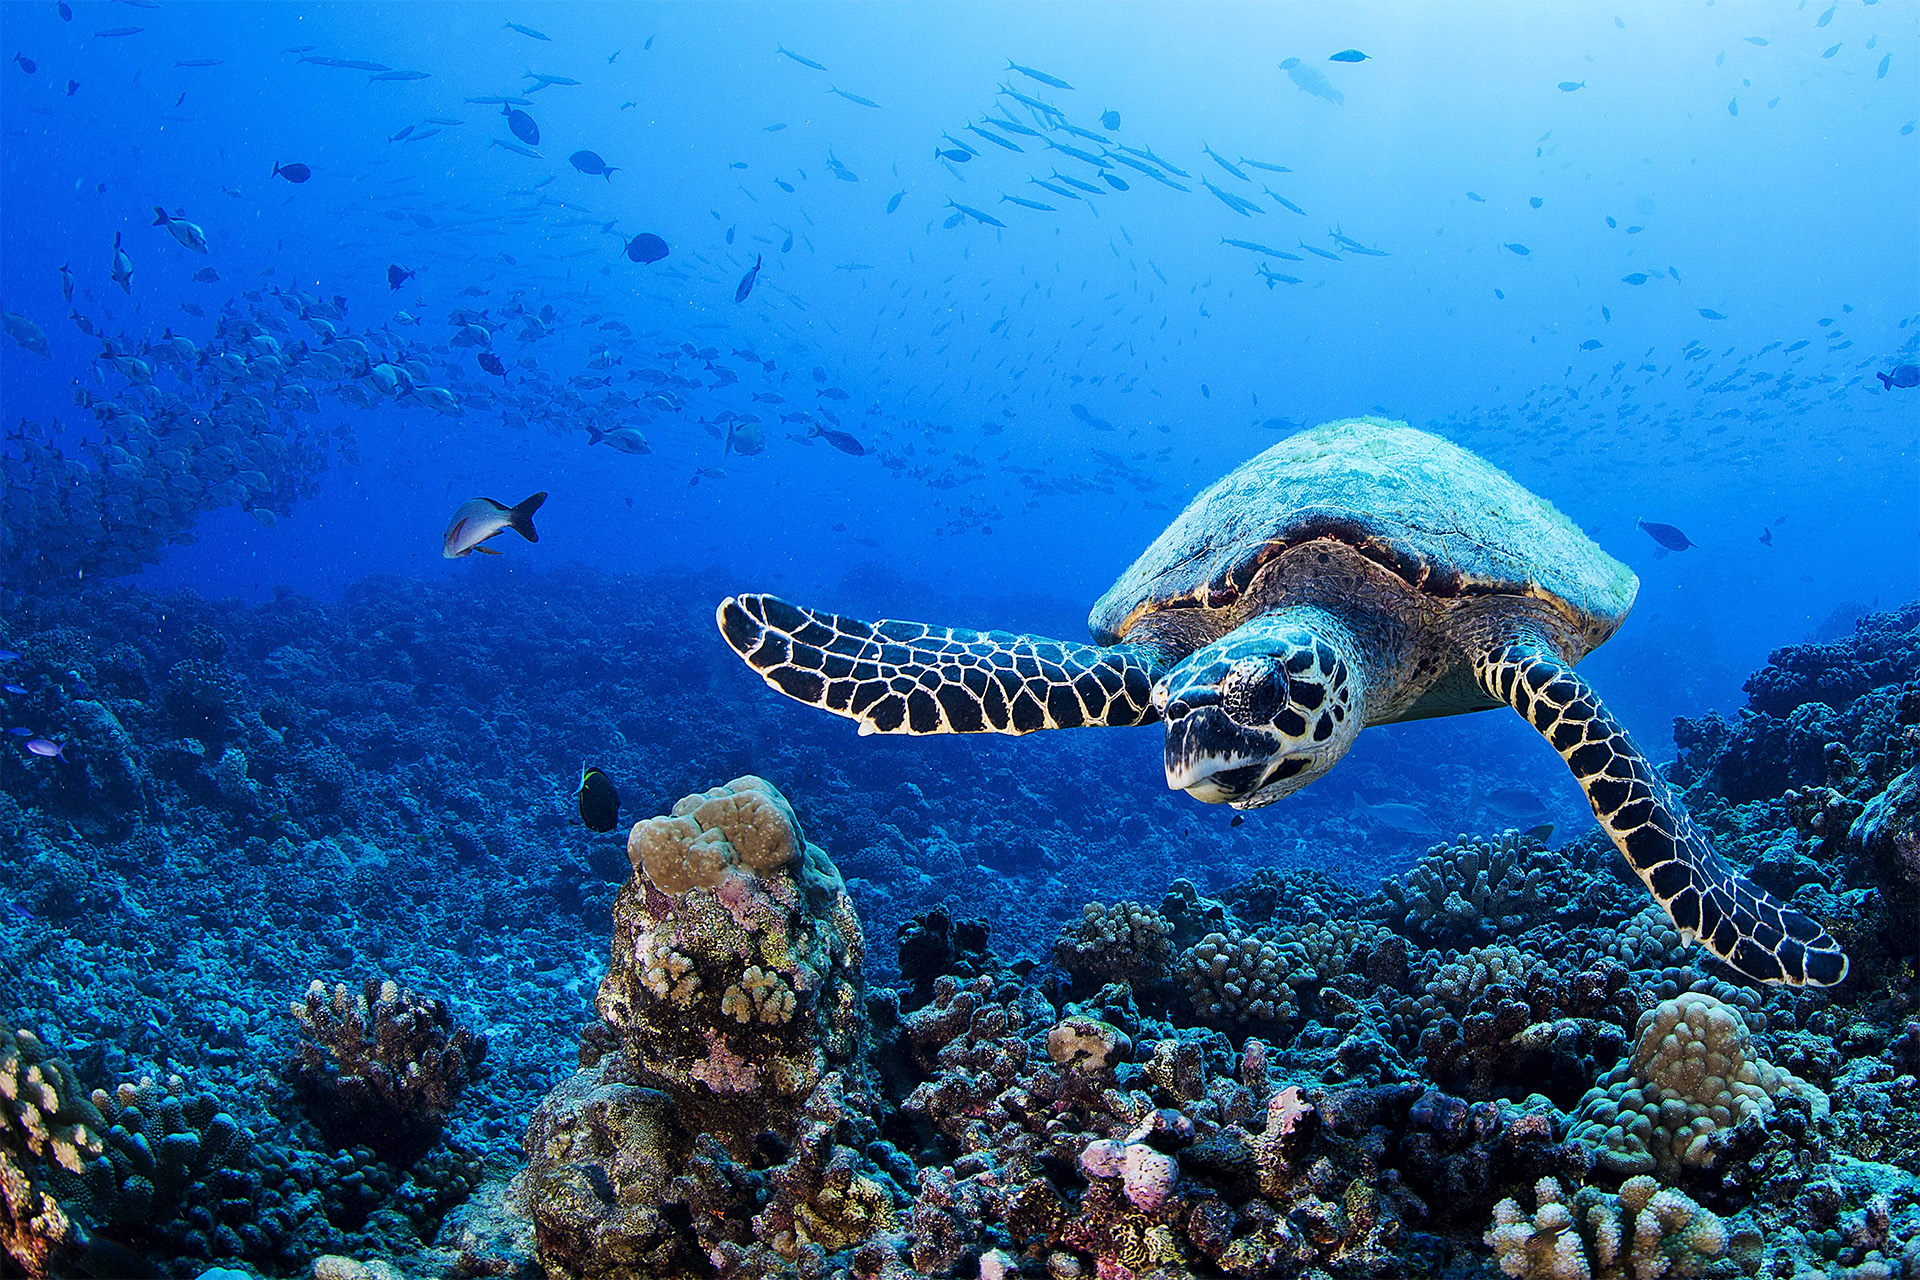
575, 766, 620, 831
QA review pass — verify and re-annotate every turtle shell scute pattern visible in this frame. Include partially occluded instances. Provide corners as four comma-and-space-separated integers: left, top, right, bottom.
718, 594, 1161, 736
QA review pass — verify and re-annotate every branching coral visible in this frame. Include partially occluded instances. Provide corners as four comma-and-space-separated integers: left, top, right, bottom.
1053, 900, 1174, 990
1568, 991, 1827, 1177
1377, 830, 1561, 942
0, 1030, 95, 1280
1487, 1175, 1728, 1279
289, 978, 489, 1165
1176, 930, 1305, 1030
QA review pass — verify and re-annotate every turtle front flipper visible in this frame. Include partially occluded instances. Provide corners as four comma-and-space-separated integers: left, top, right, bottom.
1472, 636, 1847, 986
717, 594, 1165, 735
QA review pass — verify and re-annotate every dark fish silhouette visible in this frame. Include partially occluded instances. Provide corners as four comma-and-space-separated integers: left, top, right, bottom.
735, 253, 762, 302
625, 232, 668, 263
1759, 527, 1773, 546
1637, 519, 1695, 552
1328, 48, 1370, 62
272, 161, 311, 183
1100, 109, 1121, 130
811, 425, 865, 455
387, 263, 415, 290
503, 104, 539, 145
1876, 364, 1919, 390
569, 149, 618, 179
13, 53, 36, 74
476, 352, 506, 376
577, 767, 620, 832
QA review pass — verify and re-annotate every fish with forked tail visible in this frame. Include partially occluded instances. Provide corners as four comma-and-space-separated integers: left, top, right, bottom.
443, 492, 546, 557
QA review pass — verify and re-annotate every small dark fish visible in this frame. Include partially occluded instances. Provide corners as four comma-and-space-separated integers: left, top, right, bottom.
1529, 196, 1543, 208
811, 425, 865, 455
273, 161, 311, 183
1621, 273, 1649, 285
1697, 308, 1727, 320
58, 2, 72, 19
936, 147, 971, 163
569, 149, 619, 179
390, 125, 415, 142
192, 267, 219, 282
1101, 109, 1120, 130
1100, 172, 1129, 190
505, 20, 550, 40
476, 351, 506, 377
1230, 814, 1245, 827
1328, 49, 1370, 62
1503, 242, 1530, 255
1001, 193, 1056, 211
1580, 339, 1602, 350
504, 104, 540, 144
93, 27, 143, 38
735, 252, 762, 303
1006, 59, 1073, 90
577, 767, 621, 832
886, 191, 903, 214
370, 69, 431, 81
13, 53, 37, 73
777, 44, 827, 71
1759, 528, 1773, 546
1524, 823, 1555, 842
829, 85, 881, 108
1877, 365, 1920, 389
626, 232, 668, 263
175, 58, 223, 67
1637, 519, 1695, 552
1467, 191, 1485, 202
1558, 80, 1585, 91
67, 79, 78, 94
388, 263, 414, 289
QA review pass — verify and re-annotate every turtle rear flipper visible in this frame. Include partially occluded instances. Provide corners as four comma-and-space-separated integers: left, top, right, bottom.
1475, 635, 1848, 987
718, 594, 1164, 736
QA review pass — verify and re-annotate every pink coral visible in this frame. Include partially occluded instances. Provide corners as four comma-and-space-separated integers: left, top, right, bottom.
1080, 1138, 1127, 1180
1121, 1143, 1178, 1213
688, 1028, 760, 1094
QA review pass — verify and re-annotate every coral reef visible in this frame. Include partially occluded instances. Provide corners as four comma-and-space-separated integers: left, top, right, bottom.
1487, 1174, 1731, 1279
6, 574, 1920, 1277
596, 775, 868, 1150
516, 776, 892, 1279
290, 978, 490, 1166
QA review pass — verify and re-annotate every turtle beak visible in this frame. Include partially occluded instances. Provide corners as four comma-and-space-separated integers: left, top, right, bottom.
1162, 697, 1275, 804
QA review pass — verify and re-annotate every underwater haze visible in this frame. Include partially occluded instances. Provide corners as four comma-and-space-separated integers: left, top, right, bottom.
2, 2, 1919, 1278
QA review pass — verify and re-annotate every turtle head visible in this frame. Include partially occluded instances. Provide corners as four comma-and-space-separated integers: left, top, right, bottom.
1155, 612, 1364, 809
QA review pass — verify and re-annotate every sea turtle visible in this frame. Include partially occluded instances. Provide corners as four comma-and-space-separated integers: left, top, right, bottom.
716, 418, 1847, 986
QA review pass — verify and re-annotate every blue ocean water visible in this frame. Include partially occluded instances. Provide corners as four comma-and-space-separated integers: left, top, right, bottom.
2, 3, 1917, 1277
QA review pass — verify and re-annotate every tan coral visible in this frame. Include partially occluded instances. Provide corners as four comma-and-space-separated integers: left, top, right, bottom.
1568, 991, 1827, 1175
1488, 1175, 1728, 1280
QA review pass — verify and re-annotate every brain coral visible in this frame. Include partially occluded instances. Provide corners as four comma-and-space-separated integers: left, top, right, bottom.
1568, 991, 1827, 1176
597, 776, 868, 1155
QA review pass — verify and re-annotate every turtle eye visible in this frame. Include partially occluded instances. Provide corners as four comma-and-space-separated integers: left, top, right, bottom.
1223, 658, 1288, 727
